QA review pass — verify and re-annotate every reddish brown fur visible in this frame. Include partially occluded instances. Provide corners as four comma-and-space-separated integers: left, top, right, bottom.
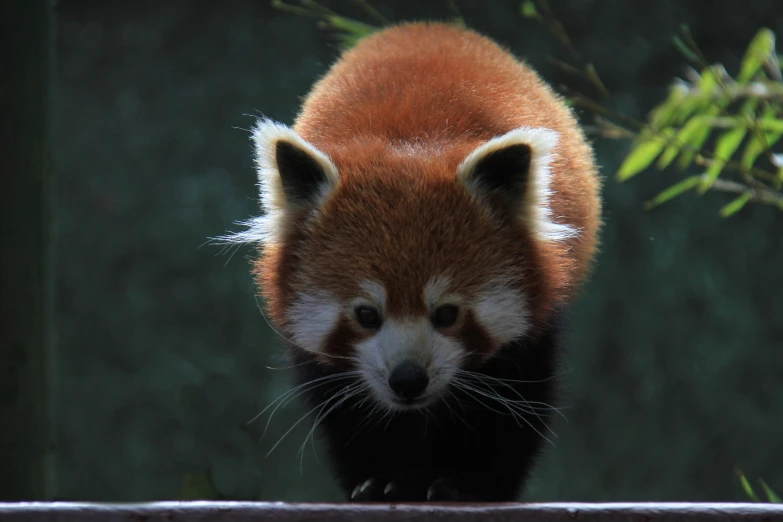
254, 22, 601, 355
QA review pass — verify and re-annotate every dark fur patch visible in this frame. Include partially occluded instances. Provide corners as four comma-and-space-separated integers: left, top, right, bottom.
287, 306, 568, 502
458, 309, 495, 366
468, 143, 532, 207
322, 316, 360, 364
275, 140, 329, 205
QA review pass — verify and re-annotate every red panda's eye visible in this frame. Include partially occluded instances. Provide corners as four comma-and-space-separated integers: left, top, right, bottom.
355, 306, 382, 329
432, 304, 459, 328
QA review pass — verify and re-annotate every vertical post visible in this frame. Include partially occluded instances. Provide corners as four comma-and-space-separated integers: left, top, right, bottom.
0, 0, 56, 500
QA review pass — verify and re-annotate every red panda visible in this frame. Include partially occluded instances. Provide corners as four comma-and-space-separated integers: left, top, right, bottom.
223, 21, 601, 502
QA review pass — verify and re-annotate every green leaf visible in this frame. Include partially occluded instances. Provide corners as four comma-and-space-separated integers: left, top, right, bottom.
450, 16, 467, 28
326, 15, 377, 49
720, 192, 753, 217
672, 35, 699, 63
644, 175, 701, 210
664, 64, 732, 127
715, 124, 749, 162
677, 109, 720, 170
650, 84, 687, 131
740, 106, 782, 170
741, 130, 782, 170
736, 468, 760, 502
699, 125, 747, 191
520, 0, 539, 19
697, 66, 735, 113
658, 115, 709, 169
740, 96, 760, 117
617, 130, 673, 181
759, 118, 783, 133
760, 479, 782, 503
697, 65, 720, 95
674, 95, 700, 125
657, 141, 683, 170
738, 28, 776, 84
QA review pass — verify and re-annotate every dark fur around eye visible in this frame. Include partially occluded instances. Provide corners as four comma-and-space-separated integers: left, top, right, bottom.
356, 306, 382, 329
432, 304, 459, 328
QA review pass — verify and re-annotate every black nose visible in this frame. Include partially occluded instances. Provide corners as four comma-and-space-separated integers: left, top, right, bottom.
388, 361, 429, 400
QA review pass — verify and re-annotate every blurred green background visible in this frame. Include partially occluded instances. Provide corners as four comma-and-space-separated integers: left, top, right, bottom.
45, 0, 783, 503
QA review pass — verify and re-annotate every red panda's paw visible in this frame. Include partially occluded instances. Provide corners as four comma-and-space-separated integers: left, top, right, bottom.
350, 471, 460, 502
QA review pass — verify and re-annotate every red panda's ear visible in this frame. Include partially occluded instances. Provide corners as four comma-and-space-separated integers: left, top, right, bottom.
456, 127, 578, 243
253, 119, 339, 210
245, 119, 339, 245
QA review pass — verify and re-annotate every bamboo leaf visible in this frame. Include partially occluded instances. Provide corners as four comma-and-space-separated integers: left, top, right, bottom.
585, 63, 610, 98
672, 35, 699, 64
658, 115, 709, 169
643, 175, 701, 210
697, 66, 720, 96
677, 109, 720, 170
675, 66, 721, 126
699, 125, 747, 191
326, 15, 377, 49
520, 0, 539, 19
715, 125, 749, 161
740, 97, 759, 117
736, 468, 760, 502
674, 94, 702, 125
720, 192, 753, 217
617, 130, 672, 181
650, 84, 687, 130
760, 479, 782, 503
741, 130, 782, 170
657, 140, 683, 170
450, 16, 467, 28
738, 28, 776, 84
740, 106, 782, 170
759, 118, 783, 133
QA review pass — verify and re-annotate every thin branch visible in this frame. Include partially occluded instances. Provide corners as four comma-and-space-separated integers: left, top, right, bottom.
353, 0, 387, 25
694, 156, 780, 185
676, 25, 779, 181
704, 176, 783, 209
531, 0, 611, 99
271, 0, 320, 17
446, 0, 463, 21
678, 81, 783, 102
563, 86, 782, 186
300, 0, 339, 17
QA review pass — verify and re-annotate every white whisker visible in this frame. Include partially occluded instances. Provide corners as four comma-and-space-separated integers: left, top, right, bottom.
250, 371, 361, 447
252, 294, 353, 362
456, 369, 569, 422
297, 381, 370, 473
450, 378, 557, 447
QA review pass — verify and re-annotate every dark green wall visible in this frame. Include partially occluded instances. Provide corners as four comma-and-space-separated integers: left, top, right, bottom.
0, 0, 55, 501
51, 0, 782, 502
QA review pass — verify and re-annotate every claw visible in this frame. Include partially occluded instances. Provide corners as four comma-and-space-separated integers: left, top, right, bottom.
350, 478, 376, 501
352, 472, 462, 502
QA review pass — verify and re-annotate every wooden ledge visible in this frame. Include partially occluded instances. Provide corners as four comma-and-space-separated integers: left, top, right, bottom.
1, 502, 783, 521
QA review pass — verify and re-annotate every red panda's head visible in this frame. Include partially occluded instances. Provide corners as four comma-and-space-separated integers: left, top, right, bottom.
231, 119, 583, 411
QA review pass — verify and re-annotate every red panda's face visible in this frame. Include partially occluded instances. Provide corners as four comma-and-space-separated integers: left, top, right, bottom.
281, 169, 537, 410
232, 120, 574, 411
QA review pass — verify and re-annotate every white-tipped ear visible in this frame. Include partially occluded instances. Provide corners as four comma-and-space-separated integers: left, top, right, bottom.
253, 118, 339, 213
456, 127, 578, 243
217, 119, 339, 247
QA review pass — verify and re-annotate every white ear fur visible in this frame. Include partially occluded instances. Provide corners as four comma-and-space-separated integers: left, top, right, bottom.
216, 118, 339, 247
456, 127, 578, 243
